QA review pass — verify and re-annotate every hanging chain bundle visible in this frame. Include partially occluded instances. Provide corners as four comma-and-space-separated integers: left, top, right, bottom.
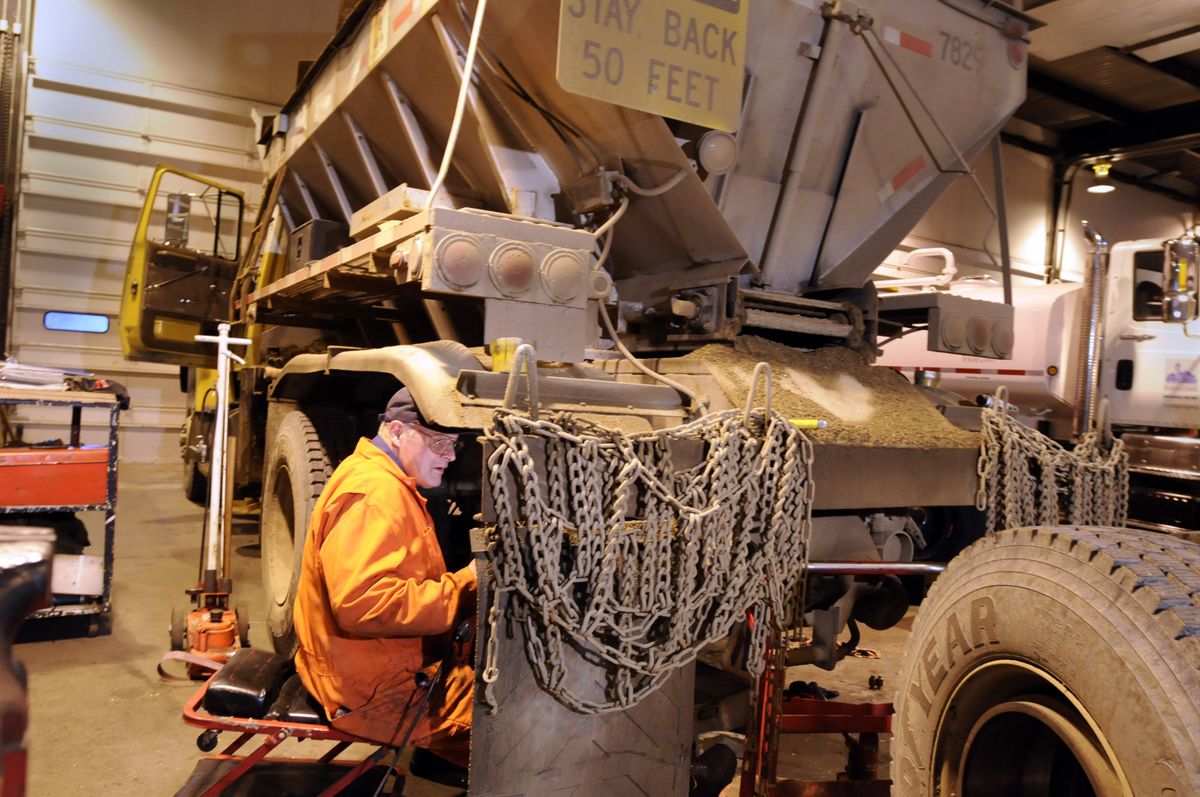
481, 404, 814, 715
976, 387, 1129, 532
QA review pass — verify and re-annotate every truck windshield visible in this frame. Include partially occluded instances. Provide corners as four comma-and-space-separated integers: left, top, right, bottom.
1133, 249, 1200, 321
1134, 251, 1165, 320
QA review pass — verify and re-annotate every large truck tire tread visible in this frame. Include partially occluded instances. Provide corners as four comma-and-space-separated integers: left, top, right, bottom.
893, 524, 1200, 796
260, 408, 357, 655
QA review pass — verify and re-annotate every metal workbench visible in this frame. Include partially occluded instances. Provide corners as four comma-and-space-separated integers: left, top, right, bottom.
0, 387, 122, 629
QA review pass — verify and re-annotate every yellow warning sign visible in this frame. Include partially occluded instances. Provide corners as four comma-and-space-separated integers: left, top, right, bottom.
557, 0, 747, 132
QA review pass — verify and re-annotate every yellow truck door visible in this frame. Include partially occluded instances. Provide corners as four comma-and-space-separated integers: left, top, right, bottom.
119, 165, 243, 367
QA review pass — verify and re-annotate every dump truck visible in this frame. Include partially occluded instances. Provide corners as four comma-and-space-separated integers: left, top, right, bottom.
119, 0, 1200, 794
878, 232, 1200, 534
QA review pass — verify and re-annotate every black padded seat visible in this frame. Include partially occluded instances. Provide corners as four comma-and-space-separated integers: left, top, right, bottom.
266, 673, 330, 725
202, 648, 295, 719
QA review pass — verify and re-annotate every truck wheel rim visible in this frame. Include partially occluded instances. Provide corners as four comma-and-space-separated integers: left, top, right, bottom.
935, 658, 1129, 797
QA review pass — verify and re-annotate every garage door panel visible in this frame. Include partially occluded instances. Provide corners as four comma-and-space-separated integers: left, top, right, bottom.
28, 83, 150, 134
0, 3, 343, 464
29, 119, 259, 175
20, 192, 139, 240
22, 145, 149, 186
19, 225, 134, 263
14, 420, 184, 462
13, 308, 114, 347
15, 251, 127, 295
12, 336, 174, 377
6, 2, 340, 461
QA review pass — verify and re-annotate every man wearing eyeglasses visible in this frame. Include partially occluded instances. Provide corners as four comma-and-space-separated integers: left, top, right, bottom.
293, 387, 475, 787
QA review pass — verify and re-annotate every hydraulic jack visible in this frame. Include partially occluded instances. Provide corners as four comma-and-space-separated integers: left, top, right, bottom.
166, 323, 252, 679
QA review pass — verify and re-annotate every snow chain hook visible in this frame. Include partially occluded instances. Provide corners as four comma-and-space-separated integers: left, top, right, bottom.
502, 343, 540, 422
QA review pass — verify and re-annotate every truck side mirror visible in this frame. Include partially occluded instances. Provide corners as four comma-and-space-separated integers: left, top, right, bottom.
1162, 233, 1198, 323
164, 192, 192, 248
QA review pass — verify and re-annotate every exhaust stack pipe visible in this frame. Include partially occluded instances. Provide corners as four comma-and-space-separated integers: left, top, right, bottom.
1076, 222, 1109, 439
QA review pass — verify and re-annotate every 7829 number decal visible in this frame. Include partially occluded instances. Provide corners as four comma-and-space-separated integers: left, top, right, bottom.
939, 31, 983, 72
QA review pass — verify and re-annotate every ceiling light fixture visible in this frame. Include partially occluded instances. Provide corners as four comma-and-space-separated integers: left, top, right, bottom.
1087, 162, 1116, 194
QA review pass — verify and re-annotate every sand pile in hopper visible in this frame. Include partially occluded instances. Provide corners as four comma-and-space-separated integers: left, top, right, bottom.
683, 336, 979, 449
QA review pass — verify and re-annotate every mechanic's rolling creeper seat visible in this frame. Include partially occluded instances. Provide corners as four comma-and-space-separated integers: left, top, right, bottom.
175, 648, 405, 797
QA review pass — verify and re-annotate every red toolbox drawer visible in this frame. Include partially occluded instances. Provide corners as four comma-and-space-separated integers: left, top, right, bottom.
0, 446, 110, 507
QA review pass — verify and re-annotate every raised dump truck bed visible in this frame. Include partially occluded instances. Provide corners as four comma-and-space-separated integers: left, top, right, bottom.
231, 0, 1029, 361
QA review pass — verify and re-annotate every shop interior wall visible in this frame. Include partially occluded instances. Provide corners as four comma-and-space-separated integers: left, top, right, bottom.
8, 0, 337, 462
877, 131, 1198, 285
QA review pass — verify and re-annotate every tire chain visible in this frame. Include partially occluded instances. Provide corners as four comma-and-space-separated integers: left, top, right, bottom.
976, 387, 1129, 533
480, 407, 813, 714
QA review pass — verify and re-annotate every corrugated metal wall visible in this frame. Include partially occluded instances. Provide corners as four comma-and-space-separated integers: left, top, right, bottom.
7, 0, 336, 462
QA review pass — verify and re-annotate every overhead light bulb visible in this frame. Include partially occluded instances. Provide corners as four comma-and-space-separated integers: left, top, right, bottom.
1087, 162, 1115, 194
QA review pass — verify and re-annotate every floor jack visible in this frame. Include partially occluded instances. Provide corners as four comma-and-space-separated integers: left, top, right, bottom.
740, 633, 894, 797
163, 323, 252, 680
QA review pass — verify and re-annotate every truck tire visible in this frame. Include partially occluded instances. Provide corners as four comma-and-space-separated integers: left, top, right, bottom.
169, 606, 187, 651
183, 456, 206, 505
260, 409, 357, 655
181, 412, 210, 505
893, 525, 1200, 796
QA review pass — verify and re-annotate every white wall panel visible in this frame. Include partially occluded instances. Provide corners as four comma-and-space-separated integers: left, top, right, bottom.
17, 249, 124, 298
876, 139, 1196, 287
1061, 180, 1196, 282
9, 0, 338, 462
31, 1, 338, 104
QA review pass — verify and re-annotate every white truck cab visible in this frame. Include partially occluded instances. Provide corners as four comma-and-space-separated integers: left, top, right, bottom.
878, 233, 1200, 533
1103, 238, 1200, 429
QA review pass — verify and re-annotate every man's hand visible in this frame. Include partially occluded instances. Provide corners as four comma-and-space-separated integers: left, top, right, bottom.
466, 558, 478, 578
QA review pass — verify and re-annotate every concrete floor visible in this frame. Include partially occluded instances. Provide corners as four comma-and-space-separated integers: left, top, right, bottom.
15, 462, 912, 796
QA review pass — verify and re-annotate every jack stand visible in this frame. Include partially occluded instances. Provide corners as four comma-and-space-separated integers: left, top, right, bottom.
741, 637, 893, 797
167, 323, 252, 678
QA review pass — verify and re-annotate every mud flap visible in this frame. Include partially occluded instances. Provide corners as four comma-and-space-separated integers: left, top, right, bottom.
470, 564, 694, 796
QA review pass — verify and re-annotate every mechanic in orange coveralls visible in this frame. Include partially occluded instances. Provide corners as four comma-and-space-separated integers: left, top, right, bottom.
294, 387, 476, 782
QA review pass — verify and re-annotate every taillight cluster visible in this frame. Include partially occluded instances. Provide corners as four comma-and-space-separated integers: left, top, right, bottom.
427, 221, 594, 307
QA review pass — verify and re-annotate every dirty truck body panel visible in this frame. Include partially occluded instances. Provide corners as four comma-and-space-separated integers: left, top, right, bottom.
116, 1, 1048, 794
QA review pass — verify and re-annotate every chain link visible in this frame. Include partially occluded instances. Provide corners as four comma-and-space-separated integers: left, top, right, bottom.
482, 405, 814, 714
978, 387, 1129, 532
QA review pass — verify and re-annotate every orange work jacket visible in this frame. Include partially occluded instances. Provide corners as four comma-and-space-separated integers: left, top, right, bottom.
294, 438, 476, 749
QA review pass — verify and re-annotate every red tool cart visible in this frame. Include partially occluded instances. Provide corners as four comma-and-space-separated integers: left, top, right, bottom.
0, 387, 123, 635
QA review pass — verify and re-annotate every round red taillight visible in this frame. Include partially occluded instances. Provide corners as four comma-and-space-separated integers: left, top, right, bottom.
435, 236, 483, 289
541, 251, 588, 302
490, 244, 535, 295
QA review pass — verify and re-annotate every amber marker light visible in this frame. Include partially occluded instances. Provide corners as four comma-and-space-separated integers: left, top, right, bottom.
1087, 162, 1115, 194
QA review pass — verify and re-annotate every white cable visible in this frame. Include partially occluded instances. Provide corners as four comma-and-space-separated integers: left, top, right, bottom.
594, 195, 629, 240
594, 227, 615, 273
596, 293, 706, 413
612, 169, 687, 197
424, 0, 488, 212
588, 194, 702, 411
